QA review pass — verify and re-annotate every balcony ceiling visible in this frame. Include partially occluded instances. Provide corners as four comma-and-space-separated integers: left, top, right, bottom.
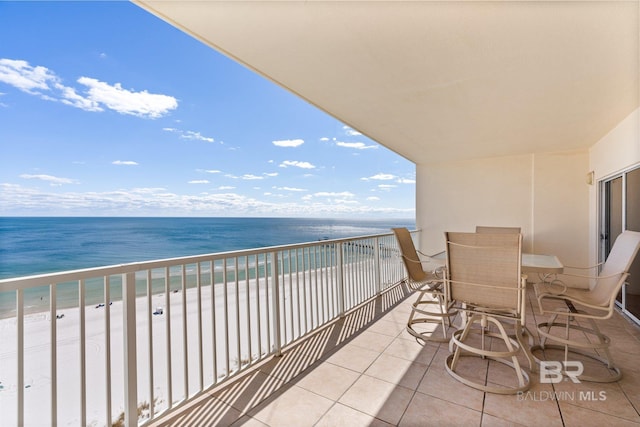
135, 1, 639, 164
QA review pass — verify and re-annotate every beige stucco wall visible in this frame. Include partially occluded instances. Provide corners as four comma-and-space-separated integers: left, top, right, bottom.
416, 151, 590, 269
589, 109, 640, 182
415, 107, 639, 275
416, 154, 533, 254
531, 150, 590, 268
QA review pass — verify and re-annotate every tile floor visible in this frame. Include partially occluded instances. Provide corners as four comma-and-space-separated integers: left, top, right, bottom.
150, 282, 640, 427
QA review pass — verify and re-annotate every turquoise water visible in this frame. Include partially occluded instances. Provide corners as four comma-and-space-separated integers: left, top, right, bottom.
0, 217, 413, 279
0, 217, 413, 316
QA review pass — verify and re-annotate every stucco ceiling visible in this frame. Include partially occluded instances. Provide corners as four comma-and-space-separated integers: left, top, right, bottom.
135, 1, 639, 164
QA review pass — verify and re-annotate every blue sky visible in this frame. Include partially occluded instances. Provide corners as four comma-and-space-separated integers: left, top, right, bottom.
0, 1, 415, 218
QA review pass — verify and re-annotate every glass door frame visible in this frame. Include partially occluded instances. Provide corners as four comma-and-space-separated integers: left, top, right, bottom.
599, 164, 640, 326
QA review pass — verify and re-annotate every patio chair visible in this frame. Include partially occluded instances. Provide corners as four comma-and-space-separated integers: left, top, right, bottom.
533, 230, 640, 382
444, 231, 531, 394
476, 226, 521, 234
392, 227, 456, 342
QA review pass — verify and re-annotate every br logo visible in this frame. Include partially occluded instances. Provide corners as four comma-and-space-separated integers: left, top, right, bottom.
540, 361, 583, 384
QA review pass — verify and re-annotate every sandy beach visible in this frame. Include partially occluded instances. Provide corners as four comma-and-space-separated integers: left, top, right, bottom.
0, 247, 385, 427
0, 277, 278, 427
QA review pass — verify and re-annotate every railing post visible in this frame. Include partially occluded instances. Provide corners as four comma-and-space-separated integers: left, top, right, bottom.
122, 272, 138, 427
79, 280, 86, 426
16, 289, 24, 427
374, 237, 382, 295
270, 251, 282, 356
336, 243, 345, 317
50, 284, 58, 427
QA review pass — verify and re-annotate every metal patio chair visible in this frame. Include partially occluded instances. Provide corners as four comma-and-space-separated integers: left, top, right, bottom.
533, 230, 640, 382
444, 231, 532, 394
392, 227, 456, 342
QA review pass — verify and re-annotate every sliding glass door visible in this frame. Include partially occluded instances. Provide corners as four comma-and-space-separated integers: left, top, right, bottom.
625, 168, 640, 321
602, 166, 640, 323
603, 177, 623, 303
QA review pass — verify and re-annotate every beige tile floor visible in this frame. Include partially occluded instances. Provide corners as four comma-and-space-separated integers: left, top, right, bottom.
150, 282, 640, 427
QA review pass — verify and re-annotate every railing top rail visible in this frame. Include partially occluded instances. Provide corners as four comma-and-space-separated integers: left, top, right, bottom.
0, 230, 414, 291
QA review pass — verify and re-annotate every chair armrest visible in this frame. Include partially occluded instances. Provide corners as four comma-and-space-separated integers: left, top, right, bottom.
536, 290, 612, 320
562, 262, 603, 271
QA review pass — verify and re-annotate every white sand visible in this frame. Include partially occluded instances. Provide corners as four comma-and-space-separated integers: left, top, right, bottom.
0, 279, 275, 427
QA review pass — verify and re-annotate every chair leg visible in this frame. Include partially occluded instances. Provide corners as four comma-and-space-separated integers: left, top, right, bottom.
515, 323, 537, 373
533, 313, 621, 382
446, 314, 530, 394
406, 285, 456, 343
539, 313, 558, 348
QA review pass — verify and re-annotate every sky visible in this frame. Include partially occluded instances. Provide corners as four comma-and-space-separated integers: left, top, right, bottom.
0, 1, 416, 218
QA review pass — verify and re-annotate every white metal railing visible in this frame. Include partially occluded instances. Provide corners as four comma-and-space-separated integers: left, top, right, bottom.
0, 230, 412, 427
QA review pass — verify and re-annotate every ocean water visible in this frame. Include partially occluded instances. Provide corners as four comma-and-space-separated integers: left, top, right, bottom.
0, 217, 414, 280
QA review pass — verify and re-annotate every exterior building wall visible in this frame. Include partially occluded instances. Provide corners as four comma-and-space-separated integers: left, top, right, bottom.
416, 108, 639, 273
416, 151, 589, 269
416, 154, 533, 254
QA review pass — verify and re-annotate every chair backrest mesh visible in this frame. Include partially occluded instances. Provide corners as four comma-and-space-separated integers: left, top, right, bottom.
392, 227, 428, 282
590, 230, 640, 304
446, 232, 522, 310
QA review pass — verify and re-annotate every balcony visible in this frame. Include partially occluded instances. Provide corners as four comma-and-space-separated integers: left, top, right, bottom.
148, 285, 640, 426
1, 231, 639, 426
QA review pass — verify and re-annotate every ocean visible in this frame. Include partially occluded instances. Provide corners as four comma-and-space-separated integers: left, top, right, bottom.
0, 216, 414, 280
0, 217, 413, 317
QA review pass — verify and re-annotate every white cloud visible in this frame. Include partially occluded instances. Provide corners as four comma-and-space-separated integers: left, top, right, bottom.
362, 173, 395, 181
319, 137, 330, 142
313, 191, 355, 198
343, 125, 362, 136
273, 186, 307, 192
367, 196, 381, 201
112, 160, 138, 166
164, 127, 215, 143
188, 180, 209, 184
279, 160, 316, 169
336, 141, 377, 150
272, 139, 304, 147
264, 172, 279, 177
130, 187, 167, 194
242, 174, 263, 180
378, 184, 397, 191
217, 186, 235, 190
182, 130, 214, 143
77, 77, 177, 119
396, 178, 416, 184
57, 84, 102, 111
0, 59, 56, 93
0, 58, 177, 118
19, 173, 77, 185
200, 169, 221, 174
